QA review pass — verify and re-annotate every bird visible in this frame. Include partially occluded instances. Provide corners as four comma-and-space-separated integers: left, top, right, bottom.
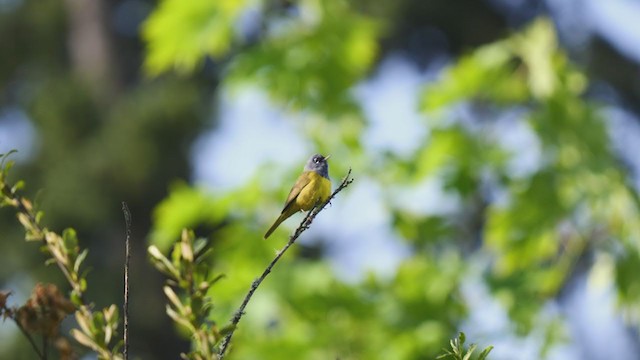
264, 154, 332, 239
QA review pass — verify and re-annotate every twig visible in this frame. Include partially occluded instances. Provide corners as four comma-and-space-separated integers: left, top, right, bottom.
121, 202, 132, 360
42, 335, 48, 360
218, 169, 354, 359
13, 320, 45, 359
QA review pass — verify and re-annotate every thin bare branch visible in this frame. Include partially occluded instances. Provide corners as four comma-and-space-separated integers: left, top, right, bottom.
14, 320, 46, 359
122, 202, 132, 360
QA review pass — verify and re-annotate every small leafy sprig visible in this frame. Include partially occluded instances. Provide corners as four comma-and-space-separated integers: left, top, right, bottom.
437, 332, 493, 360
149, 229, 228, 360
0, 151, 123, 360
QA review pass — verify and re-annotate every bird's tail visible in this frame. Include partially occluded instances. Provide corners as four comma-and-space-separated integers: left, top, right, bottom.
264, 212, 287, 239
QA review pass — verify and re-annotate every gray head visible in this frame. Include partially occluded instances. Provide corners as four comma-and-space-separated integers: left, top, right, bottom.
304, 154, 330, 179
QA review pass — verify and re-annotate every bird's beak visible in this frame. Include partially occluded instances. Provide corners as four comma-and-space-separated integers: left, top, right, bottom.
324, 154, 331, 161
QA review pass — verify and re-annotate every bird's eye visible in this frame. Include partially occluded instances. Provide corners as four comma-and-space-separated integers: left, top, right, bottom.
314, 157, 320, 163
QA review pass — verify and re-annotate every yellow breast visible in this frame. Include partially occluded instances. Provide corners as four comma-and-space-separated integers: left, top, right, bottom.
296, 172, 332, 211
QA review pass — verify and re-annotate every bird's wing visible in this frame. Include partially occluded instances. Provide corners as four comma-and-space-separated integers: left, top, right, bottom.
281, 171, 312, 214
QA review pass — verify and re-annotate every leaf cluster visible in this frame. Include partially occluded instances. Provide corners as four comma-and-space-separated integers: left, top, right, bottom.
1, 151, 123, 360
149, 229, 229, 359
437, 332, 493, 360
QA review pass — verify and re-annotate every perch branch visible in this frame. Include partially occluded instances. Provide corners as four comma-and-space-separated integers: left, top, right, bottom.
218, 169, 354, 359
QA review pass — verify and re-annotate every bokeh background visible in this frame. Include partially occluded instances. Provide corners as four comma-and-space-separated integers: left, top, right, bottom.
2, 0, 640, 359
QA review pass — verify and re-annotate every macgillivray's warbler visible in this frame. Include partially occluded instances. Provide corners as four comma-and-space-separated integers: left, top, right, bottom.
264, 154, 332, 239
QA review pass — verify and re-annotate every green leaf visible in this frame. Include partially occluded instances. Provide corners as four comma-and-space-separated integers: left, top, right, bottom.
1, 155, 16, 174
70, 290, 83, 306
35, 210, 44, 224
62, 228, 79, 252
478, 346, 494, 360
462, 343, 476, 360
616, 252, 640, 302
10, 180, 25, 193
149, 245, 181, 279
511, 18, 559, 99
74, 249, 89, 273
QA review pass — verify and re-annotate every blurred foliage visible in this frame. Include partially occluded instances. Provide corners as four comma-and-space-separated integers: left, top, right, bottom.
143, 0, 251, 74
144, 0, 379, 116
144, 9, 640, 360
226, 0, 379, 115
419, 19, 640, 336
